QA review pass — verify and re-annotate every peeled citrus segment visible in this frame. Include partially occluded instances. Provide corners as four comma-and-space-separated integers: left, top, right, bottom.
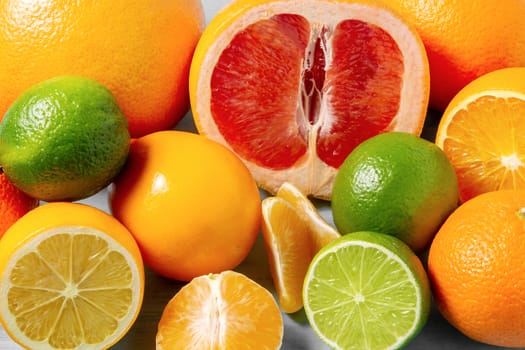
0, 203, 144, 350
436, 67, 525, 202
261, 182, 340, 313
156, 270, 283, 350
303, 232, 431, 350
190, 0, 429, 199
276, 182, 339, 250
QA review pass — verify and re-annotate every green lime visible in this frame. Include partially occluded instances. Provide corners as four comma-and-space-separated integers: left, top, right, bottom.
303, 231, 431, 350
0, 76, 130, 201
331, 132, 459, 252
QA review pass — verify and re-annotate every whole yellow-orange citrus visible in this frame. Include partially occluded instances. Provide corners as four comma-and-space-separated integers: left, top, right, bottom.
382, 0, 525, 111
109, 131, 262, 282
0, 0, 205, 137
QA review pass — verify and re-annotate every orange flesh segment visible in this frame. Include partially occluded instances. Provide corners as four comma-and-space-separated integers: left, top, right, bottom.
442, 95, 525, 201
157, 271, 283, 349
210, 14, 404, 170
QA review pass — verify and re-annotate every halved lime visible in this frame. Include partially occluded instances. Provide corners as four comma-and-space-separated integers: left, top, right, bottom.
303, 231, 430, 350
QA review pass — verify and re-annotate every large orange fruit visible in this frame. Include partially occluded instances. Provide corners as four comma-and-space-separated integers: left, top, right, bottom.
0, 0, 205, 137
428, 190, 525, 347
381, 0, 525, 111
190, 0, 430, 199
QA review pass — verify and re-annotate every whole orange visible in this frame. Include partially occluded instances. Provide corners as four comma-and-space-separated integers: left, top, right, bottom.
0, 0, 205, 137
428, 190, 525, 347
381, 0, 525, 111
0, 170, 38, 238
109, 131, 262, 282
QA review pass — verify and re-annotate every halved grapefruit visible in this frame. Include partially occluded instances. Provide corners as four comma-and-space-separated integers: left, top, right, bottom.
190, 0, 430, 199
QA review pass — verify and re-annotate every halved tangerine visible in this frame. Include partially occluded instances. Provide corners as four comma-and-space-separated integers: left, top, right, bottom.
190, 0, 430, 199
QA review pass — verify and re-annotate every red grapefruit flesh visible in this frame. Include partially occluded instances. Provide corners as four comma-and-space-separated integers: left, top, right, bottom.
191, 0, 429, 199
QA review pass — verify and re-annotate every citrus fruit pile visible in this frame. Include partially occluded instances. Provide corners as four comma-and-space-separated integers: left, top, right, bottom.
0, 0, 525, 349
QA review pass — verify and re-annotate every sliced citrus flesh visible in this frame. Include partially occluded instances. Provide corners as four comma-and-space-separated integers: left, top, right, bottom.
261, 182, 340, 313
303, 231, 430, 350
0, 202, 144, 350
190, 0, 430, 199
156, 270, 283, 350
435, 67, 525, 202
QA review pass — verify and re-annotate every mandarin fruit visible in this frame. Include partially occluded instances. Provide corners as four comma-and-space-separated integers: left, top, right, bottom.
190, 0, 429, 199
435, 67, 525, 202
381, 0, 525, 111
0, 0, 205, 137
156, 270, 283, 350
109, 131, 261, 281
428, 190, 525, 347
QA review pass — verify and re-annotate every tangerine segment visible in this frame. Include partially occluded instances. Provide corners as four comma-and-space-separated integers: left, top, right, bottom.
156, 271, 283, 350
262, 197, 315, 313
276, 182, 340, 250
439, 95, 525, 201
191, 0, 429, 199
262, 183, 340, 313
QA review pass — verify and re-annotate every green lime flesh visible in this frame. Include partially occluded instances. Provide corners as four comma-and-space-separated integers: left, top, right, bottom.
0, 76, 130, 201
303, 231, 431, 350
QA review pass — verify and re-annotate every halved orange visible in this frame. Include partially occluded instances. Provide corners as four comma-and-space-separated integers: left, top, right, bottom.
190, 0, 430, 199
261, 182, 340, 313
156, 270, 283, 350
435, 67, 525, 202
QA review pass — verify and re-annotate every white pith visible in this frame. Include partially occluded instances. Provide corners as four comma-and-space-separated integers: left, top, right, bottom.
0, 227, 142, 350
195, 0, 428, 199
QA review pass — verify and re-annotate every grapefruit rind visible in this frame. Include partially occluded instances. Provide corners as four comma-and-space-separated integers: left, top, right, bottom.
190, 0, 429, 199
